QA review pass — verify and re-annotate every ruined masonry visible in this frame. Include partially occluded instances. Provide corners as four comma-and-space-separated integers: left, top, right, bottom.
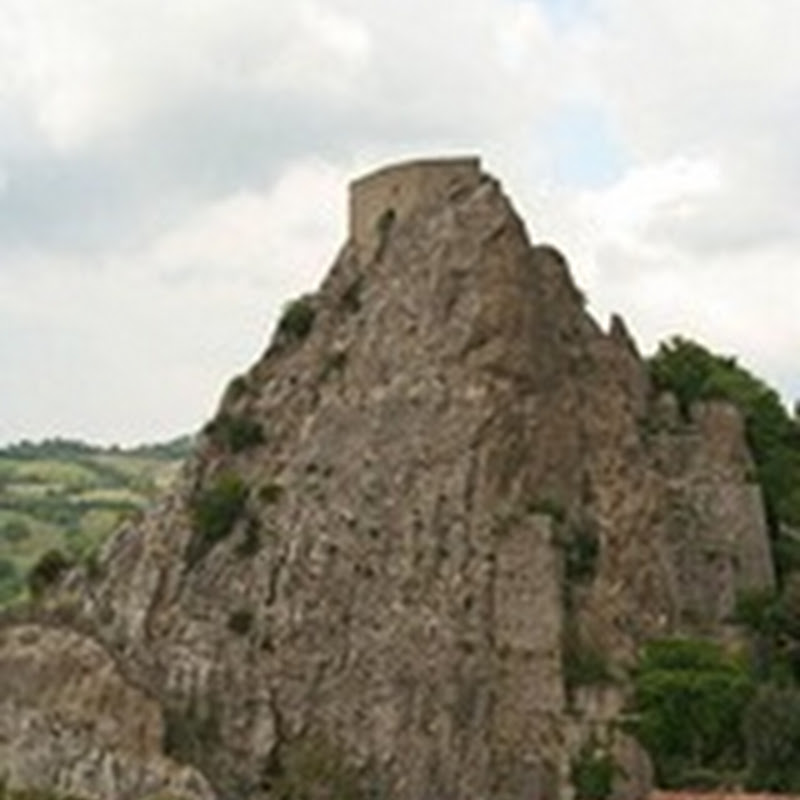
0, 157, 774, 800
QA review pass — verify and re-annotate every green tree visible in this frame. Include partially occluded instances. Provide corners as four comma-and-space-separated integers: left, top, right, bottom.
629, 638, 754, 787
27, 549, 73, 598
0, 557, 22, 603
743, 685, 800, 791
186, 472, 248, 565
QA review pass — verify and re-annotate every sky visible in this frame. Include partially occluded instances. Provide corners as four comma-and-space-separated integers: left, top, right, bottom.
0, 0, 798, 445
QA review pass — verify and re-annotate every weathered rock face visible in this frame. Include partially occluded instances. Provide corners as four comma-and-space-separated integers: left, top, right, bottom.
0, 619, 213, 799
0, 157, 775, 800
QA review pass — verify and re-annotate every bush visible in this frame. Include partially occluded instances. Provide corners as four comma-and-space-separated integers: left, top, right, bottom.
277, 297, 315, 342
187, 473, 248, 565
162, 698, 221, 765
0, 520, 32, 542
629, 638, 754, 786
563, 524, 600, 583
526, 497, 566, 523
0, 558, 22, 604
734, 588, 782, 636
744, 684, 800, 792
572, 742, 616, 800
340, 276, 363, 314
27, 549, 73, 598
258, 483, 284, 505
225, 374, 250, 402
204, 413, 264, 453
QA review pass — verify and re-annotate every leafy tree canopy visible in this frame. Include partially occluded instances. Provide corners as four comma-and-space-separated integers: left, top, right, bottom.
630, 638, 754, 788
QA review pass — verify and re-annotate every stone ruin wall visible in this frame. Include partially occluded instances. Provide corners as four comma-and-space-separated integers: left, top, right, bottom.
348, 156, 483, 254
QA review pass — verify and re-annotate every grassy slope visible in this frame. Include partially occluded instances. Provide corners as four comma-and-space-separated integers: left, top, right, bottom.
0, 436, 192, 604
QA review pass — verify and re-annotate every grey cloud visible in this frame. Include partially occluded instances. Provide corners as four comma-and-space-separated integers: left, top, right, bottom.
0, 78, 493, 259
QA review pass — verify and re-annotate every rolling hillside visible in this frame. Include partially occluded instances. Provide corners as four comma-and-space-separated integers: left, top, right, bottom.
0, 436, 192, 604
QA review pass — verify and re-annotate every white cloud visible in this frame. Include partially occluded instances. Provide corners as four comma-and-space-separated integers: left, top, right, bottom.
0, 0, 798, 443
0, 0, 372, 151
0, 158, 348, 443
581, 155, 721, 246
527, 0, 800, 406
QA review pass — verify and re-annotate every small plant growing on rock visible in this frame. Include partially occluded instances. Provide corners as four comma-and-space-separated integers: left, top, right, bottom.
204, 412, 264, 453
225, 374, 250, 402
340, 275, 363, 314
526, 497, 566, 523
259, 482, 284, 504
571, 740, 617, 800
27, 548, 73, 598
277, 297, 315, 342
186, 472, 248, 565
563, 524, 600, 583
162, 697, 221, 765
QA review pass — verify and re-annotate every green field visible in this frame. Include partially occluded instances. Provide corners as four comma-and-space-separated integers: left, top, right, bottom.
0, 436, 192, 604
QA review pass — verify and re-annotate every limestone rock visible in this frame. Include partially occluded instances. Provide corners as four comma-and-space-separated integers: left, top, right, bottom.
0, 157, 775, 799
0, 621, 212, 800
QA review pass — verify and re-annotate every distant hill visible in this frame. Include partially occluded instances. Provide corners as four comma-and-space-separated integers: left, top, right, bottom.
0, 435, 193, 604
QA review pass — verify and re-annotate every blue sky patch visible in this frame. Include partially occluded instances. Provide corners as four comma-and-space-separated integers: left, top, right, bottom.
541, 105, 627, 188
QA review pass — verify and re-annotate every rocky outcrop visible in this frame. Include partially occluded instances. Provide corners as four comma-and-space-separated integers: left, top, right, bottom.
0, 620, 212, 799
0, 157, 774, 799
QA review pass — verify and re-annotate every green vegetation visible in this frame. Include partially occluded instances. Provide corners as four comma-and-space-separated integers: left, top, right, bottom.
204, 412, 264, 453
277, 297, 316, 342
744, 684, 800, 791
526, 496, 566, 523
0, 558, 22, 603
571, 741, 617, 800
619, 336, 800, 792
27, 549, 73, 598
562, 524, 600, 583
649, 336, 800, 537
0, 437, 190, 605
258, 482, 284, 505
339, 275, 363, 314
162, 697, 221, 766
224, 374, 251, 402
628, 638, 754, 788
630, 635, 800, 792
186, 472, 248, 565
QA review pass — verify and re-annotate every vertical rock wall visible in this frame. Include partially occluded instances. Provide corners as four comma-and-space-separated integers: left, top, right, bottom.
0, 157, 775, 800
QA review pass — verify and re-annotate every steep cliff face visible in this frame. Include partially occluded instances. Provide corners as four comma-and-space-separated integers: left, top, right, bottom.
0, 615, 213, 799
0, 158, 774, 800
